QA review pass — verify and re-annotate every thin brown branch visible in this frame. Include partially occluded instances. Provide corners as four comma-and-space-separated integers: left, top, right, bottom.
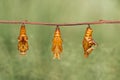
0, 20, 120, 26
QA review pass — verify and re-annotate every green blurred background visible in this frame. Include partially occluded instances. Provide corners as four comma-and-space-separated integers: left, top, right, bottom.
0, 0, 120, 80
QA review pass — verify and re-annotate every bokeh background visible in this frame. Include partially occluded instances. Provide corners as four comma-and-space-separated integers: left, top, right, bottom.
0, 0, 120, 80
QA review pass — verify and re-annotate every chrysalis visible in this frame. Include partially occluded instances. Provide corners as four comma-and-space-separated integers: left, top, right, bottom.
82, 25, 97, 58
52, 26, 63, 59
18, 24, 29, 55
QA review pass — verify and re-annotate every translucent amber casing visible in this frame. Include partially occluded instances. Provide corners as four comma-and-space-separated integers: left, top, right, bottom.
18, 24, 28, 55
82, 26, 97, 58
52, 26, 63, 59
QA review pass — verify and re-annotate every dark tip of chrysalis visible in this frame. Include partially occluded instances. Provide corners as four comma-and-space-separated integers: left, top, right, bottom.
56, 25, 60, 31
21, 23, 25, 27
88, 24, 91, 28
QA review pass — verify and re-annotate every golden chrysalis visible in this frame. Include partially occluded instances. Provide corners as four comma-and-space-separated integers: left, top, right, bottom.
82, 25, 97, 58
18, 24, 29, 55
52, 26, 63, 59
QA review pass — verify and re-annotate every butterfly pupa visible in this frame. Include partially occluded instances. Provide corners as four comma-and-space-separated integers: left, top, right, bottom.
52, 26, 63, 59
82, 25, 97, 58
18, 24, 29, 55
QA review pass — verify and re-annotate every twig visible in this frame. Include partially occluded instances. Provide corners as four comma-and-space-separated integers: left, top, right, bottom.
0, 20, 120, 26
